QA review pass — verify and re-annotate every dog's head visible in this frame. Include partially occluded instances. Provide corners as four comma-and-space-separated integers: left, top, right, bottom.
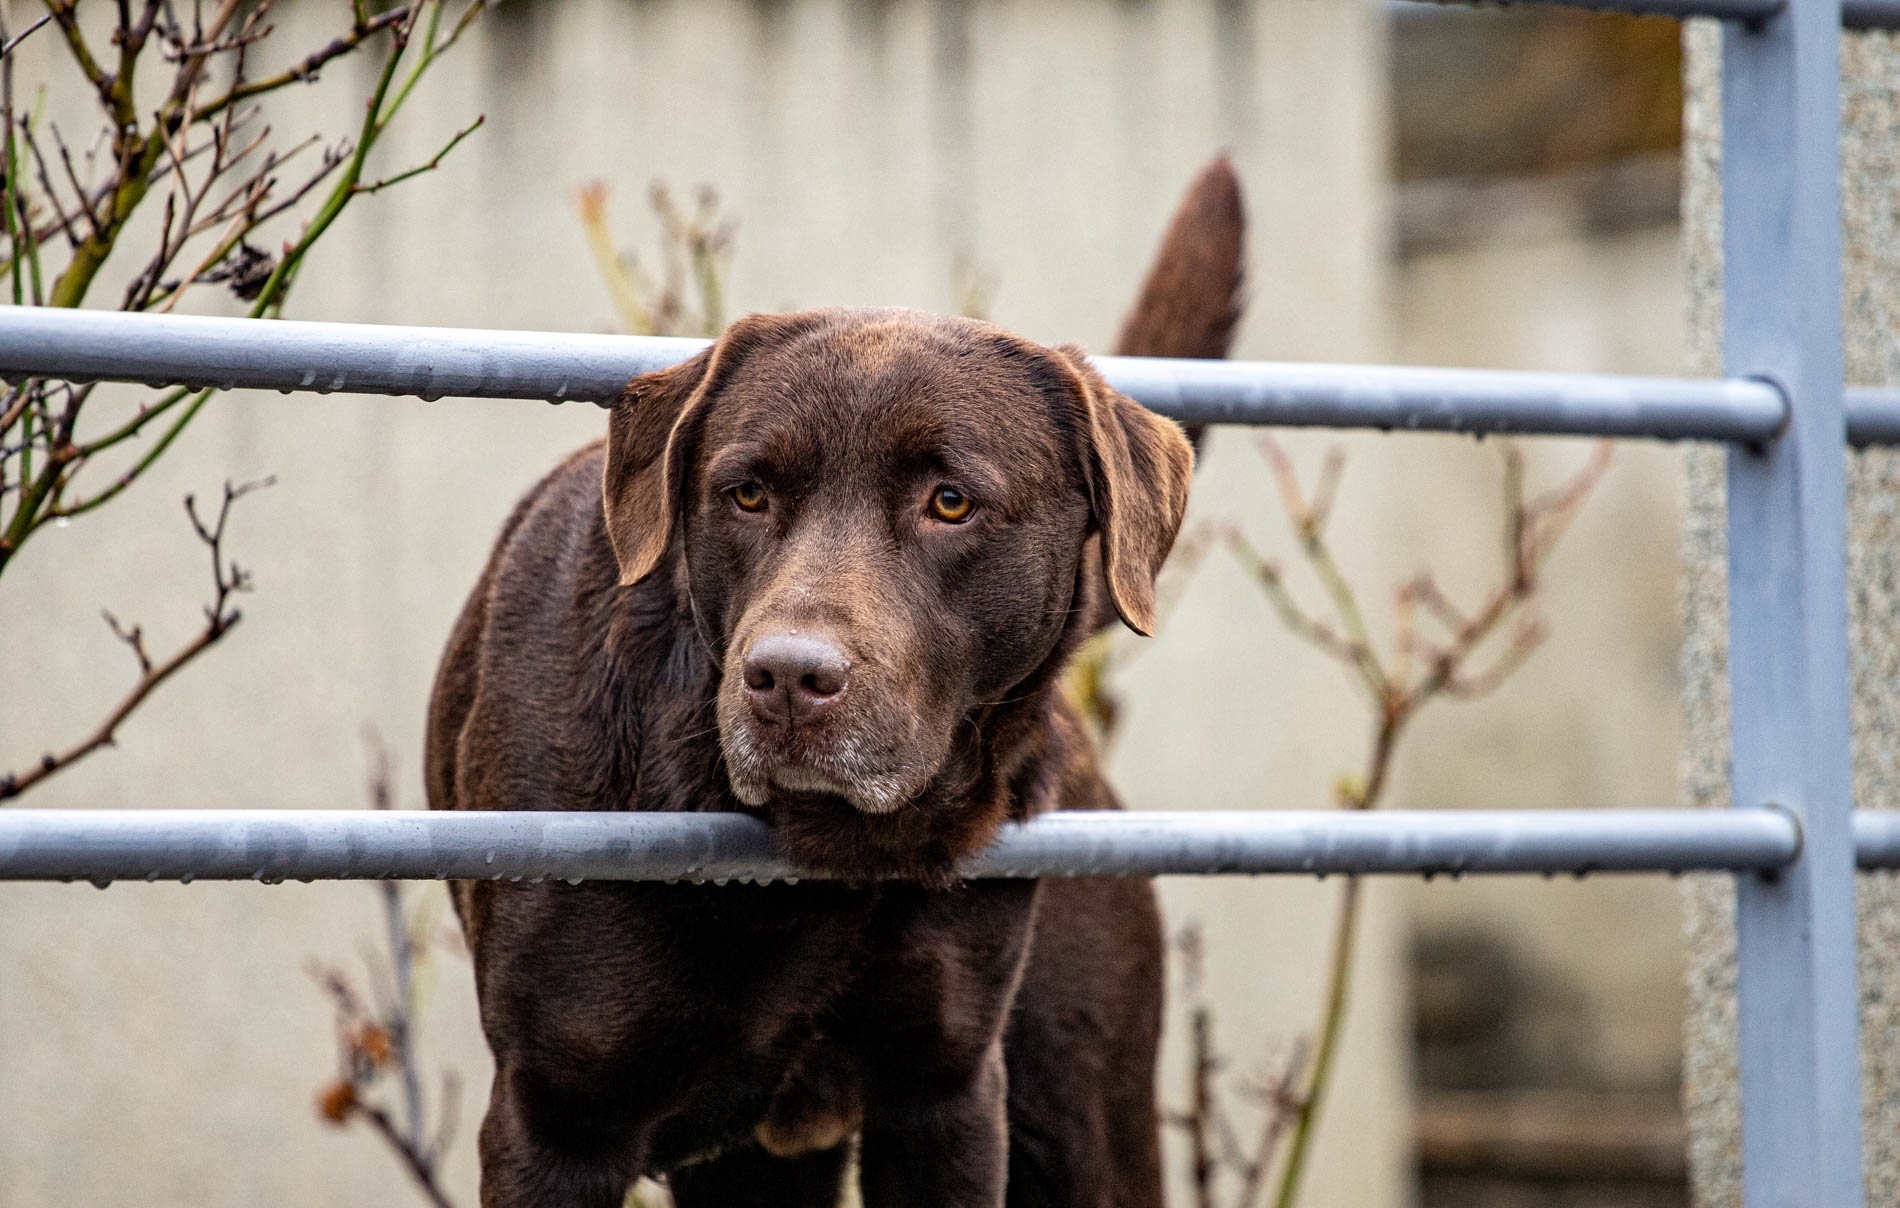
603, 308, 1191, 871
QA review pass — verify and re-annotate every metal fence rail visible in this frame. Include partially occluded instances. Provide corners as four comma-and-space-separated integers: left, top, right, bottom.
1408, 0, 1900, 31
12, 304, 1900, 443
0, 808, 1832, 883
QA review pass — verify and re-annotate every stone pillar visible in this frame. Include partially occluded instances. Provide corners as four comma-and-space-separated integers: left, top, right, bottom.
1680, 23, 1900, 1207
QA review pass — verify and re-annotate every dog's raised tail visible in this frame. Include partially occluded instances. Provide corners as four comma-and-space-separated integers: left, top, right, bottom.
1114, 155, 1245, 370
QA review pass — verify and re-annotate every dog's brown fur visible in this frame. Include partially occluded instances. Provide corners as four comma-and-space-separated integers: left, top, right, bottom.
428, 161, 1245, 1208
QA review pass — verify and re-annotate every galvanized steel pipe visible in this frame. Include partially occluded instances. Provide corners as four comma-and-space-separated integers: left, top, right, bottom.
1400, 0, 1900, 30
1853, 812, 1900, 870
0, 809, 1805, 883
0, 306, 1823, 442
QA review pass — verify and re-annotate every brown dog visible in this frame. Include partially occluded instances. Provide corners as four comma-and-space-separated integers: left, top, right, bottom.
427, 162, 1244, 1208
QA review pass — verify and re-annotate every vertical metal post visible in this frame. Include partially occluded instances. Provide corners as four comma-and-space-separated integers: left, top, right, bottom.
1721, 0, 1864, 1203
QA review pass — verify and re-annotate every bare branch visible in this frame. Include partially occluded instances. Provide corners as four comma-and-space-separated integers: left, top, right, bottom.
0, 477, 272, 801
1223, 525, 1370, 680
1306, 446, 1346, 537
310, 746, 465, 1206
102, 609, 153, 676
1441, 616, 1548, 700
353, 114, 483, 197
349, 1102, 456, 1208
1234, 1039, 1310, 1208
0, 13, 52, 58
191, 6, 411, 125
1401, 572, 1471, 637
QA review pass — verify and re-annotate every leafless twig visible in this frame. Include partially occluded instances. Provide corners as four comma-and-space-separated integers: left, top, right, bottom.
312, 742, 462, 1208
575, 178, 735, 338
0, 477, 273, 800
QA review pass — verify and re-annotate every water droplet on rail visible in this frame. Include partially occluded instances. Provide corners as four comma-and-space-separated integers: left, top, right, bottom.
484, 850, 495, 865
564, 877, 582, 886
179, 873, 194, 885
89, 877, 112, 890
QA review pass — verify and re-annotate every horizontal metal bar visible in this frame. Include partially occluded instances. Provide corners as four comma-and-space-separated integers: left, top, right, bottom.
1845, 386, 1900, 446
1844, 0, 1900, 29
0, 306, 1842, 442
1396, 0, 1781, 23
1851, 812, 1900, 869
1103, 355, 1789, 440
0, 306, 708, 404
1395, 0, 1900, 31
0, 809, 1810, 884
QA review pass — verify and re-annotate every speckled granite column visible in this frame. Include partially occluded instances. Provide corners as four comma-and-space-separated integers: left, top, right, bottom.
1681, 22, 1900, 1207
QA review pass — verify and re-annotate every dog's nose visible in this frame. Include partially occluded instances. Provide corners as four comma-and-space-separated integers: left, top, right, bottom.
743, 633, 850, 725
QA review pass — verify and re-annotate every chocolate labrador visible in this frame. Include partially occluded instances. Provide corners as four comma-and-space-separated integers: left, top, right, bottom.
427, 160, 1244, 1208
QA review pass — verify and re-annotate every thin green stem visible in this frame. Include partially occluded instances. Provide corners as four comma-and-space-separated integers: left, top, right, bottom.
0, 450, 63, 572
353, 115, 482, 196
247, 14, 412, 313
1268, 876, 1362, 1208
44, 390, 212, 524
73, 385, 194, 457
3, 28, 22, 308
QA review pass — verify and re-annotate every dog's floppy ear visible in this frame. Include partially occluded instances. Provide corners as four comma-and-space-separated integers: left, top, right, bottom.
604, 312, 829, 586
602, 349, 714, 586
1051, 344, 1195, 636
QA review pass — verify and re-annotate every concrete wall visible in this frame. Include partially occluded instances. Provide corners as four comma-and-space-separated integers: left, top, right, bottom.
1678, 22, 1900, 1207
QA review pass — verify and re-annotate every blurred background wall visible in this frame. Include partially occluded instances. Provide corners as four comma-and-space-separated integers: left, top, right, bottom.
0, 2, 1692, 1205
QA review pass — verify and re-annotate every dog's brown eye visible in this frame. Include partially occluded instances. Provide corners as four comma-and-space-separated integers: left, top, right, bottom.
929, 485, 973, 523
731, 481, 768, 513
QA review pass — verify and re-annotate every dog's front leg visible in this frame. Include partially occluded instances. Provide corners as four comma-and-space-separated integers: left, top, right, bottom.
857, 1040, 1009, 1207
477, 1067, 645, 1208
